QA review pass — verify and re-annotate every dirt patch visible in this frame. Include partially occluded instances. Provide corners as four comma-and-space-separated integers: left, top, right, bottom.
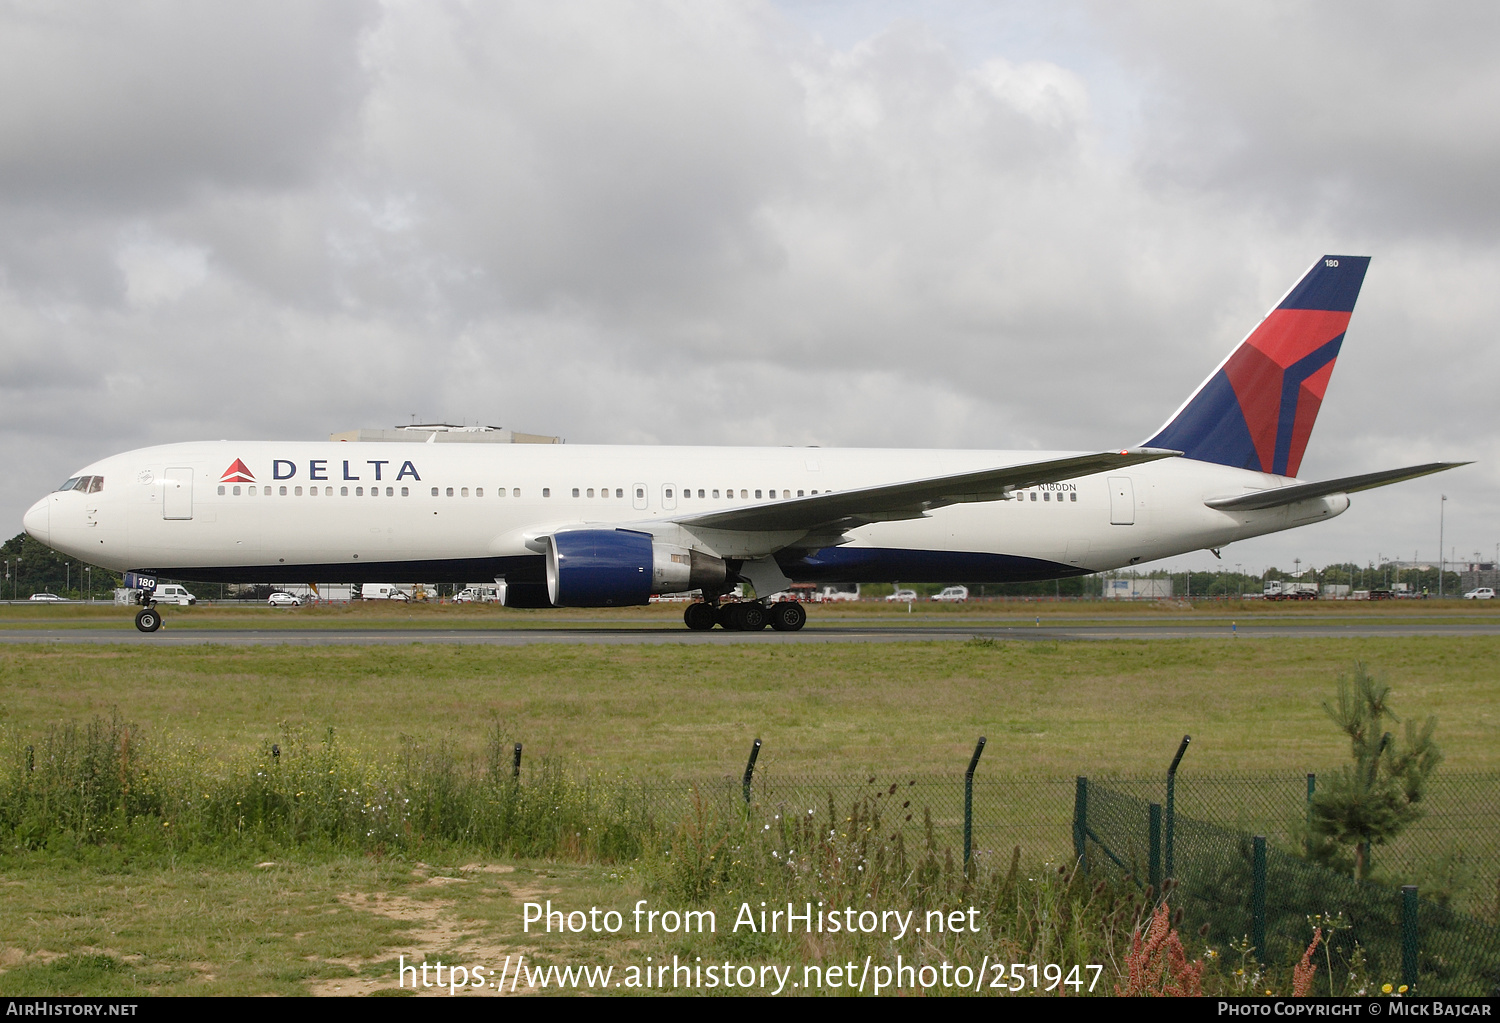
315, 890, 548, 997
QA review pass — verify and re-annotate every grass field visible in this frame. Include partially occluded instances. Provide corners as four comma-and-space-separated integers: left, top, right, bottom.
1, 631, 1495, 775
3, 612, 1497, 996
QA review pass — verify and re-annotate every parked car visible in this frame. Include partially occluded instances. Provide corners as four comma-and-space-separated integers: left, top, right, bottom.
930, 586, 969, 602
886, 588, 919, 602
267, 592, 301, 607
1465, 587, 1495, 600
28, 592, 65, 602
155, 584, 197, 605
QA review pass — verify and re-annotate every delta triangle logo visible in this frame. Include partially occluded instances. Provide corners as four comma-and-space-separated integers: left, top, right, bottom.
220, 459, 255, 484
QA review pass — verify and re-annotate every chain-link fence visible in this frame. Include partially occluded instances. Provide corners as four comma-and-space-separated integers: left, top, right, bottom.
1075, 777, 1500, 996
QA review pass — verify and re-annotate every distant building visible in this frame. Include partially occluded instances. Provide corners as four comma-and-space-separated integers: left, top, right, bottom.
330, 423, 562, 444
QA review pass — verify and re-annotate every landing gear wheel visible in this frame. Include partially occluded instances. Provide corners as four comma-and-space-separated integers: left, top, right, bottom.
737, 603, 769, 631
717, 603, 741, 630
768, 601, 807, 632
684, 602, 717, 631
134, 607, 161, 633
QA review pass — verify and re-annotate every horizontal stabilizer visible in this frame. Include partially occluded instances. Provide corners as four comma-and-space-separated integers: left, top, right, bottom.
1204, 462, 1468, 511
675, 448, 1180, 535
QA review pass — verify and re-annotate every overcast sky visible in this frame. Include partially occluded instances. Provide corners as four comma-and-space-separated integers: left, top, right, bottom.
2, 1, 1495, 576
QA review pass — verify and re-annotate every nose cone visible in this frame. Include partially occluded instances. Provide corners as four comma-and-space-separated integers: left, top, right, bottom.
23, 497, 48, 545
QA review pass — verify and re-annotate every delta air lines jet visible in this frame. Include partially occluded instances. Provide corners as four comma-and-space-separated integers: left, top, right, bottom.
22, 256, 1463, 632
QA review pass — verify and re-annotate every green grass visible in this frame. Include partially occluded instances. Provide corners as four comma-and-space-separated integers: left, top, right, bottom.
3, 632, 1498, 996
1, 637, 1496, 775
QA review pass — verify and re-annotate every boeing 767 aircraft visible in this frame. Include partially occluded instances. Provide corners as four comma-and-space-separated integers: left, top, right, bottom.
22, 256, 1464, 632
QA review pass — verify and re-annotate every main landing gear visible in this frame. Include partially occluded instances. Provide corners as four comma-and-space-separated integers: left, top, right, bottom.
683, 599, 807, 632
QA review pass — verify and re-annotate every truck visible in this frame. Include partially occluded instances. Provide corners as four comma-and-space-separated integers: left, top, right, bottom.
1263, 580, 1319, 600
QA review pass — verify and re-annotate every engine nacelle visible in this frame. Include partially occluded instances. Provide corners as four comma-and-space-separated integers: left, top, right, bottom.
545, 529, 727, 607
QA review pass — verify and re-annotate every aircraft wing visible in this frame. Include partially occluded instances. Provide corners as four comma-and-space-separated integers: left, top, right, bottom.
1204, 462, 1468, 511
670, 448, 1180, 537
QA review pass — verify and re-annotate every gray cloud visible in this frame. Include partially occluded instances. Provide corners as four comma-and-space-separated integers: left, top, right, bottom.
1, 0, 1492, 575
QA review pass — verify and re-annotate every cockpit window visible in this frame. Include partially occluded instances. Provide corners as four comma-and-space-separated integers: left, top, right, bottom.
57, 477, 82, 492
86, 476, 104, 493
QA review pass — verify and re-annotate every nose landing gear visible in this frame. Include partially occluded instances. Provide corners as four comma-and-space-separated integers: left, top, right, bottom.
134, 606, 161, 633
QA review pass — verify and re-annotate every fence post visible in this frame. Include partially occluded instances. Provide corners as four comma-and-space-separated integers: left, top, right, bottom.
512, 742, 522, 780
1149, 802, 1162, 892
1305, 773, 1316, 856
1166, 735, 1190, 879
1401, 885, 1419, 991
742, 738, 761, 805
1251, 835, 1267, 964
1073, 777, 1089, 874
963, 736, 986, 871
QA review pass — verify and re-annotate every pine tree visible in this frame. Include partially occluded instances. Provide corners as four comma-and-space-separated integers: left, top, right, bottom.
1305, 664, 1442, 880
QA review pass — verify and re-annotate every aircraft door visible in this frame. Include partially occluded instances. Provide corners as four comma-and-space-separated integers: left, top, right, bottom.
661, 484, 677, 511
632, 483, 648, 511
1108, 476, 1134, 525
163, 467, 194, 520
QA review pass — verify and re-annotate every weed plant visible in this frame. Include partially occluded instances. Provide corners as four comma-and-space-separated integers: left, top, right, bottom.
3, 715, 1484, 995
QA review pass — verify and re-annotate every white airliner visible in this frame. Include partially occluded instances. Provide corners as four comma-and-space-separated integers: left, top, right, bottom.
23, 256, 1462, 633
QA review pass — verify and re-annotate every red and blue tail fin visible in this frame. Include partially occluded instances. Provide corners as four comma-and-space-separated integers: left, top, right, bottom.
1144, 255, 1370, 478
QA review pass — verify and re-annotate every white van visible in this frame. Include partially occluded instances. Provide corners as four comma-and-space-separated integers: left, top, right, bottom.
361, 584, 410, 601
930, 586, 969, 602
155, 584, 197, 606
455, 585, 500, 603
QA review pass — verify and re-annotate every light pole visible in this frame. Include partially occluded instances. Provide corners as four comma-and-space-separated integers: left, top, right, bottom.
1439, 495, 1447, 598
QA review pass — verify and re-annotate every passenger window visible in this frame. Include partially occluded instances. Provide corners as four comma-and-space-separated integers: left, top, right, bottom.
797, 490, 804, 497
387, 487, 395, 497
295, 486, 302, 496
475, 488, 482, 497
635, 487, 643, 499
665, 488, 674, 500
1070, 493, 1077, 502
543, 488, 551, 497
341, 487, 349, 496
446, 487, 454, 497
614, 488, 622, 498
401, 487, 409, 497
1044, 492, 1050, 501
755, 490, 762, 499
1030, 492, 1037, 501
712, 489, 720, 498
782, 490, 789, 498
461, 488, 469, 497
740, 489, 748, 498
249, 486, 257, 495
514, 488, 521, 498
233, 486, 241, 496
431, 487, 439, 497
218, 485, 226, 495
586, 488, 594, 498
280, 486, 287, 496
